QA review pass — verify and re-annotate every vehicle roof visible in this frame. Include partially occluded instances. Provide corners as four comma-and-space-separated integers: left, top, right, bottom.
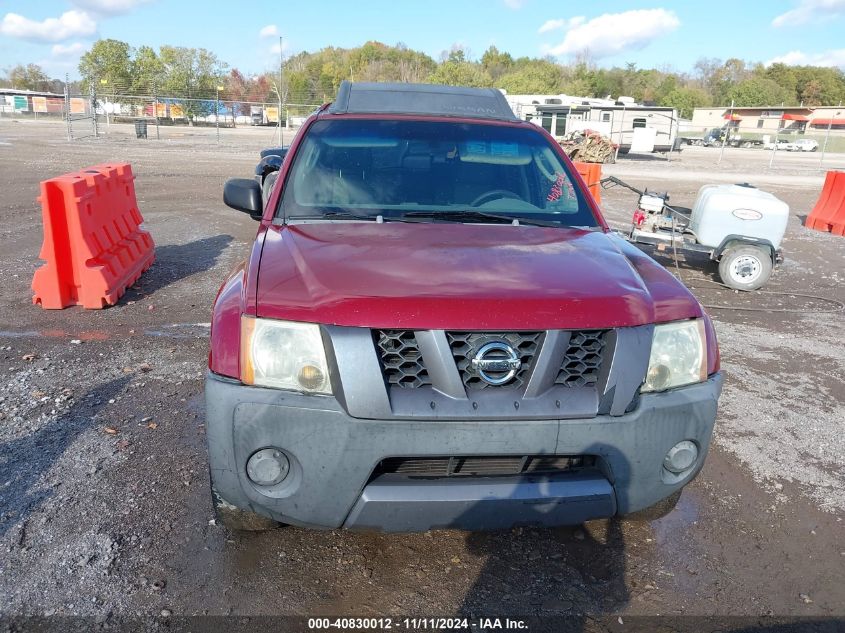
326, 81, 519, 122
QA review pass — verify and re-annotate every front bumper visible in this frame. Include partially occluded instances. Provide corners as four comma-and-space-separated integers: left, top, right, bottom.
205, 371, 722, 532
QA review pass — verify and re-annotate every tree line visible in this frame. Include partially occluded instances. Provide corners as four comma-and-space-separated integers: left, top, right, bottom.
2, 39, 844, 118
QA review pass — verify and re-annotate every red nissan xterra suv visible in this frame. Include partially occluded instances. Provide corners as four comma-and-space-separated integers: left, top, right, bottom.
206, 82, 722, 532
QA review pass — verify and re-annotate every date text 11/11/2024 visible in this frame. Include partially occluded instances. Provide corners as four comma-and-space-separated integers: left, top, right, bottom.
307, 617, 529, 630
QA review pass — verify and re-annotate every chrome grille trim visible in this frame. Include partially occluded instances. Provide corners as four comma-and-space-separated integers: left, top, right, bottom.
376, 455, 595, 477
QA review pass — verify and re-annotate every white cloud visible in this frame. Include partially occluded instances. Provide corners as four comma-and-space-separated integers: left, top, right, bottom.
70, 0, 153, 15
772, 0, 845, 27
544, 9, 680, 59
0, 10, 97, 42
538, 16, 585, 34
51, 42, 87, 56
259, 24, 278, 38
504, 0, 527, 9
539, 18, 566, 33
766, 49, 845, 67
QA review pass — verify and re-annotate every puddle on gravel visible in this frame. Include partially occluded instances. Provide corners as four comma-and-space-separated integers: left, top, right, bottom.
650, 489, 701, 546
0, 323, 210, 341
144, 323, 210, 338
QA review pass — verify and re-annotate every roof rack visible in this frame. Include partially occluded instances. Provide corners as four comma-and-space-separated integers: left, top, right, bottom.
327, 81, 518, 121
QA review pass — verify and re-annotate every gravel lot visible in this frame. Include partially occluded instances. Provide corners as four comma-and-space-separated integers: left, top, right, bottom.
0, 120, 843, 629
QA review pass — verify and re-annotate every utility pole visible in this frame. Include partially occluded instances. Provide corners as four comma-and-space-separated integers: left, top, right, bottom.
278, 35, 287, 147
90, 82, 98, 138
216, 85, 221, 144
101, 78, 109, 129
718, 99, 733, 165
153, 80, 160, 140
65, 74, 71, 141
820, 101, 842, 169
769, 108, 782, 169
614, 102, 626, 162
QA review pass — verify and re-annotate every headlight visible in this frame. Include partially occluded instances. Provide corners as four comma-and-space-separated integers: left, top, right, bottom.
642, 319, 707, 393
240, 317, 332, 394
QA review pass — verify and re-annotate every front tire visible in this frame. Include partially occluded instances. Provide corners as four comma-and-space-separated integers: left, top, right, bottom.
719, 244, 772, 291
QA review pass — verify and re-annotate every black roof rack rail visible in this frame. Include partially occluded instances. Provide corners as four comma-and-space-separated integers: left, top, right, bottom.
327, 81, 518, 121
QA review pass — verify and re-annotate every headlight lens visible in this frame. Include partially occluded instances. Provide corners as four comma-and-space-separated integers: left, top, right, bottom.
642, 319, 707, 393
240, 317, 331, 394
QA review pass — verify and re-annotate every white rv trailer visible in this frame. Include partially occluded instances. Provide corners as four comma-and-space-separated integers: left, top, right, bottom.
504, 93, 679, 154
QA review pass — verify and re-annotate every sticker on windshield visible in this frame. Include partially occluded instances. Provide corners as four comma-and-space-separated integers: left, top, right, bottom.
490, 142, 518, 157
466, 141, 487, 155
547, 173, 576, 203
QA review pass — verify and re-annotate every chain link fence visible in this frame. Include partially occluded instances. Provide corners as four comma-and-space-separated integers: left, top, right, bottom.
4, 86, 844, 164
1, 86, 322, 144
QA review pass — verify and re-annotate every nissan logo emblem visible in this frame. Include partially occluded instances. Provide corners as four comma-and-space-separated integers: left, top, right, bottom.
471, 341, 521, 386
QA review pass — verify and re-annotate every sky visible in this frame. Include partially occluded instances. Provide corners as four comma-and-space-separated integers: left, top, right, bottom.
1, 0, 845, 80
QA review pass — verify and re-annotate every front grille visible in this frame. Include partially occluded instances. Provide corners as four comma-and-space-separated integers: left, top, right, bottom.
374, 329, 609, 391
375, 330, 431, 388
447, 331, 542, 390
555, 331, 607, 387
376, 455, 595, 478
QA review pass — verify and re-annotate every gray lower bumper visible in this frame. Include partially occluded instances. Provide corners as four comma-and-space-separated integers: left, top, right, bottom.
205, 371, 722, 532
345, 472, 614, 531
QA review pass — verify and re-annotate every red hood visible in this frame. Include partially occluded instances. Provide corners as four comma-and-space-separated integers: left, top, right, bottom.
254, 222, 702, 330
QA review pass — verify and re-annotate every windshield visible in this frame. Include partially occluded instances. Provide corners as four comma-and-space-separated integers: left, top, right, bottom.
278, 119, 599, 228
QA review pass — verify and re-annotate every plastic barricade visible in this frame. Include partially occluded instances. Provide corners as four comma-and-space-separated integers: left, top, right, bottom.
805, 170, 845, 236
572, 161, 602, 205
32, 163, 155, 309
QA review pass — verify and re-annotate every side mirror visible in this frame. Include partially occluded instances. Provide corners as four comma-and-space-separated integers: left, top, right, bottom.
224, 178, 262, 220
259, 146, 289, 160
254, 154, 283, 179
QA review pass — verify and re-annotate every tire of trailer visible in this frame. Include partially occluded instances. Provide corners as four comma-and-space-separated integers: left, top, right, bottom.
718, 244, 773, 291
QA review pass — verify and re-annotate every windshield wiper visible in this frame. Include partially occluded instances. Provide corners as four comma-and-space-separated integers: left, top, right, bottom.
288, 212, 408, 222
399, 210, 561, 228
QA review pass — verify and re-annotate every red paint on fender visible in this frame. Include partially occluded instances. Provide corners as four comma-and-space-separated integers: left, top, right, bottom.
208, 261, 247, 378
209, 231, 266, 378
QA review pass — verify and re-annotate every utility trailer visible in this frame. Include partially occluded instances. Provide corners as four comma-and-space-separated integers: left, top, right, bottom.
680, 127, 765, 148
603, 176, 789, 290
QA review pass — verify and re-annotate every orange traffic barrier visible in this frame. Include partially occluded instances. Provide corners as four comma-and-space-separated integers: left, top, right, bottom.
573, 161, 602, 205
32, 163, 155, 309
806, 170, 845, 236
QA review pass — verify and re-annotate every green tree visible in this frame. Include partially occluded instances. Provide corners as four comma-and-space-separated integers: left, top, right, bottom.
159, 45, 227, 119
659, 86, 711, 118
481, 46, 514, 80
793, 66, 845, 105
498, 60, 561, 94
762, 63, 798, 102
78, 39, 133, 92
131, 45, 164, 94
727, 77, 793, 106
6, 64, 50, 90
428, 59, 492, 87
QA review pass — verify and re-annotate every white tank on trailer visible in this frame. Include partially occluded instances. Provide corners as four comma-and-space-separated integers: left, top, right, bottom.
689, 184, 789, 250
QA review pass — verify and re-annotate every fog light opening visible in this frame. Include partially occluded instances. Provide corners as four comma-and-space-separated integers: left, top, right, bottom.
246, 448, 290, 486
664, 440, 698, 474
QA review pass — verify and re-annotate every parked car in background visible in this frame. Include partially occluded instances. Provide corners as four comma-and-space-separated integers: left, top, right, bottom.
207, 81, 722, 533
784, 138, 819, 152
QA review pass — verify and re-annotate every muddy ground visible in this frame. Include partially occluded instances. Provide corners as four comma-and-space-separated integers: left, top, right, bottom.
0, 120, 843, 630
